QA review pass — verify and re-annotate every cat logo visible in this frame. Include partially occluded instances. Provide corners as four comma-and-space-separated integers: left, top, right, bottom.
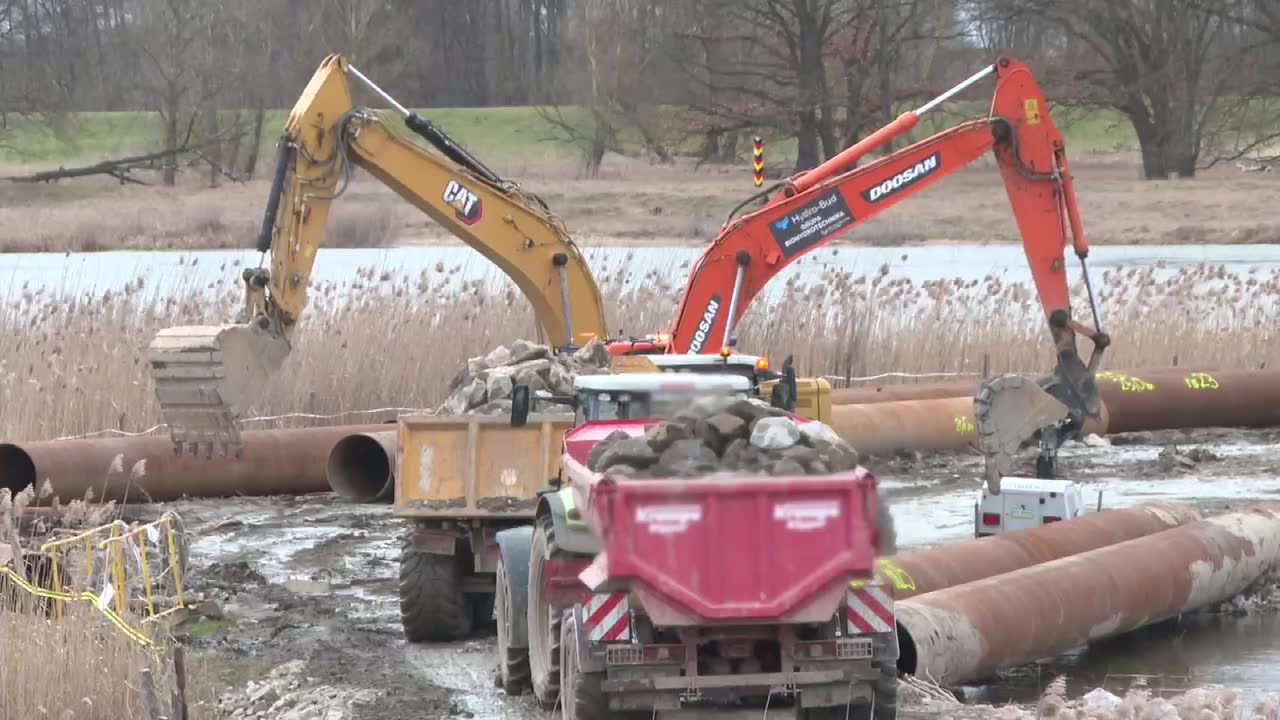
443, 180, 483, 225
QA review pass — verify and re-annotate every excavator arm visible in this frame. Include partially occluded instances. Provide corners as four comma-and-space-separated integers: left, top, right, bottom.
666, 57, 1109, 484
148, 55, 608, 456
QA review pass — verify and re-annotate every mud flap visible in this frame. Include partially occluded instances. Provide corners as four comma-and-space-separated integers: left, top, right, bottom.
538, 489, 600, 556
496, 526, 534, 649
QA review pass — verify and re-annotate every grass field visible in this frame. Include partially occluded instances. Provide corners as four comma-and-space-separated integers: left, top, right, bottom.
0, 101, 1146, 168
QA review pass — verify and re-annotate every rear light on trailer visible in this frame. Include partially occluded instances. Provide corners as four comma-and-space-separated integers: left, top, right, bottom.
606, 644, 686, 666
1043, 516, 1062, 524
982, 513, 1001, 527
791, 638, 873, 660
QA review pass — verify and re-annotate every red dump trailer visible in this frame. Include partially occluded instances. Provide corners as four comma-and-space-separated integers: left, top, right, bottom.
495, 419, 898, 720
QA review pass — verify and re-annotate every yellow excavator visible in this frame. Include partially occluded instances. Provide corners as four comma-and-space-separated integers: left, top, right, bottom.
148, 55, 814, 457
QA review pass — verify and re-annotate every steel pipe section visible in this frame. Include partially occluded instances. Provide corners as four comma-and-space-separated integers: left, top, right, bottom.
895, 506, 1280, 685
1095, 368, 1280, 434
881, 503, 1203, 600
831, 379, 980, 406
0, 424, 388, 503
325, 430, 396, 502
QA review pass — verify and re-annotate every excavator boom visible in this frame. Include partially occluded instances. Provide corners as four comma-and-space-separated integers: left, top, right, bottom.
149, 55, 608, 456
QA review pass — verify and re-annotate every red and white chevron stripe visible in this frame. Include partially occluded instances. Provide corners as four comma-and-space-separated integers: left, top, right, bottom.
845, 585, 895, 635
582, 592, 631, 643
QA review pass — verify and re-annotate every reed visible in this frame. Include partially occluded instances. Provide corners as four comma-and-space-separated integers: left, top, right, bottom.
0, 260, 1274, 441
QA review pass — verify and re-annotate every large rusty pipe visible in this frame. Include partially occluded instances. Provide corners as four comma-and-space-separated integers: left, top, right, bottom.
1094, 368, 1280, 433
325, 431, 396, 503
881, 503, 1203, 600
827, 396, 978, 455
0, 424, 388, 503
895, 506, 1280, 685
827, 396, 1106, 455
829, 367, 1220, 406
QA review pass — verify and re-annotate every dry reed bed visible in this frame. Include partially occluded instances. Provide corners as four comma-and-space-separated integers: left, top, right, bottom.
0, 262, 1275, 441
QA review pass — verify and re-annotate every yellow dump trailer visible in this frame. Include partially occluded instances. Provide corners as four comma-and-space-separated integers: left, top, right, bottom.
394, 414, 573, 642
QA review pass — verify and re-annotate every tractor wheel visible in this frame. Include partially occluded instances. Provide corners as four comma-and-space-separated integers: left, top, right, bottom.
528, 514, 563, 709
399, 533, 472, 642
560, 611, 647, 720
495, 551, 531, 695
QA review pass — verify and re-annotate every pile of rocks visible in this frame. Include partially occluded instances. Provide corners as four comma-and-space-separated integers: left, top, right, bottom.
439, 338, 613, 416
217, 661, 378, 720
585, 395, 860, 479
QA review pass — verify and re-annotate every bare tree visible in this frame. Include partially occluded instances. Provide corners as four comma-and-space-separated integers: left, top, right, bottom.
973, 0, 1255, 179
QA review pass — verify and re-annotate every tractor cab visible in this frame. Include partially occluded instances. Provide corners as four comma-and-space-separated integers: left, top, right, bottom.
510, 372, 753, 429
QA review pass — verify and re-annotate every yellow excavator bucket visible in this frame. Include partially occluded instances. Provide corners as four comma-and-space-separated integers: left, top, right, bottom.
147, 324, 291, 455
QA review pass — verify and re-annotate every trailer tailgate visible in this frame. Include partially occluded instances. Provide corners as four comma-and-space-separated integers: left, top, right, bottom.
589, 469, 880, 622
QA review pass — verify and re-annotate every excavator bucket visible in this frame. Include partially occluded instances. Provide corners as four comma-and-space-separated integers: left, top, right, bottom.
147, 324, 291, 456
974, 374, 1070, 491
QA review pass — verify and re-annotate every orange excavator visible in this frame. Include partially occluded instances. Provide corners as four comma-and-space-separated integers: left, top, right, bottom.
631, 56, 1110, 482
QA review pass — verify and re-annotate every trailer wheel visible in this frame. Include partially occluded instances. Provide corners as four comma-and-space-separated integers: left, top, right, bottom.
561, 611, 647, 720
871, 662, 898, 720
399, 535, 473, 642
496, 551, 531, 695
528, 514, 563, 709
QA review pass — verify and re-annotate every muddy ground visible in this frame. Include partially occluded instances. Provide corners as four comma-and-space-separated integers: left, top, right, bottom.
143, 427, 1280, 720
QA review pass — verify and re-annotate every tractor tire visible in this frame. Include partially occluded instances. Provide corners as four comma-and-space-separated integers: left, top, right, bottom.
399, 534, 473, 642
528, 514, 563, 709
495, 552, 531, 695
560, 611, 647, 720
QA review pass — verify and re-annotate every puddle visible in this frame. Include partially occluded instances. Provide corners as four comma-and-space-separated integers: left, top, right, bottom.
964, 613, 1280, 707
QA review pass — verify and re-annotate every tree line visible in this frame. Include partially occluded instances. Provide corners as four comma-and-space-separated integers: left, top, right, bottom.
3, 0, 1280, 181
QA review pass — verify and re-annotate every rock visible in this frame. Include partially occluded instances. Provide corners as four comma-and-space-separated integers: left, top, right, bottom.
594, 437, 658, 471
605, 464, 642, 478
548, 362, 575, 395
725, 398, 787, 423
798, 420, 841, 447
466, 356, 487, 376
588, 430, 635, 470
705, 413, 747, 441
779, 445, 820, 465
248, 684, 280, 712
810, 439, 860, 472
750, 416, 801, 450
645, 421, 690, 452
513, 367, 548, 393
573, 338, 612, 369
483, 345, 512, 368
657, 439, 719, 476
510, 339, 553, 363
720, 438, 757, 469
1082, 433, 1111, 448
447, 365, 472, 393
769, 458, 807, 476
475, 400, 513, 416
806, 460, 830, 474
1158, 445, 1198, 471
445, 378, 487, 414
693, 419, 729, 456
509, 358, 554, 379
486, 373, 514, 401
